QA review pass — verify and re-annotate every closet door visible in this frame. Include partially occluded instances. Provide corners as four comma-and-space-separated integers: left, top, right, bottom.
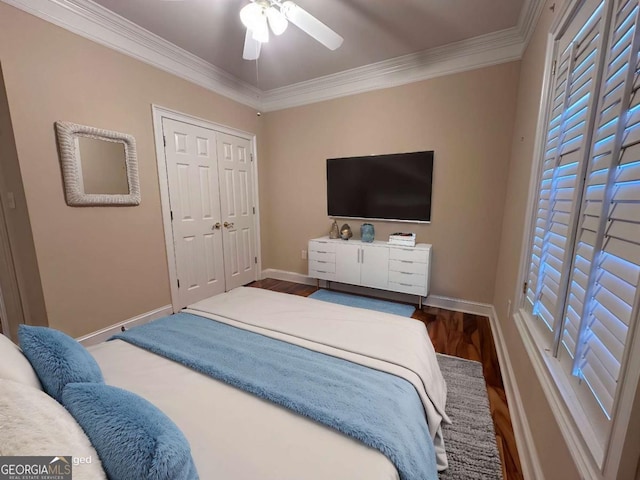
216, 132, 258, 290
163, 119, 226, 308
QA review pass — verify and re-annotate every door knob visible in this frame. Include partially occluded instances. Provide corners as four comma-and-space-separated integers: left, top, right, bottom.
213, 222, 221, 230
223, 221, 235, 229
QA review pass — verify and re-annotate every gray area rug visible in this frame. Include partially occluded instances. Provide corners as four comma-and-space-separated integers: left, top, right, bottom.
437, 353, 503, 479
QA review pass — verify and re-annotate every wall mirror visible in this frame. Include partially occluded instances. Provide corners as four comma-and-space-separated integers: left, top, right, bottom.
55, 121, 141, 206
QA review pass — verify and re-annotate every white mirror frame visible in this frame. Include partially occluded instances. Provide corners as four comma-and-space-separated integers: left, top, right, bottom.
55, 121, 141, 206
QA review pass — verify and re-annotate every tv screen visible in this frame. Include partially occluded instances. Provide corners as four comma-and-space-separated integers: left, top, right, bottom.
327, 151, 433, 222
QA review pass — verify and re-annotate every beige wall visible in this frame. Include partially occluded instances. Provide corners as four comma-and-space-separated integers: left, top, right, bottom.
492, 1, 583, 478
263, 63, 520, 303
4, 0, 638, 475
0, 2, 262, 337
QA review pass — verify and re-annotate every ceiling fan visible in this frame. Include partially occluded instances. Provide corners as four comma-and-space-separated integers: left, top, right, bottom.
239, 0, 343, 60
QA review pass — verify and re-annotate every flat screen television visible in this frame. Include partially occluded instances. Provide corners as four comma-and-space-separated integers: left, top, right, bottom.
327, 151, 433, 222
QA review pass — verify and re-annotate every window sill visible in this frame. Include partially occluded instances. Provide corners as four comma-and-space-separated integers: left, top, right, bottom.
513, 308, 604, 480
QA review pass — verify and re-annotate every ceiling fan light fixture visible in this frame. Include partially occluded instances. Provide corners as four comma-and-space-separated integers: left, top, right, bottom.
241, 0, 342, 61
251, 16, 270, 43
239, 2, 264, 31
266, 6, 288, 35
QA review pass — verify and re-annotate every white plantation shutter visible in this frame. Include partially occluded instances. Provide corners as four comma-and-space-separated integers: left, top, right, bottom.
560, 0, 640, 420
524, 0, 640, 466
526, 45, 572, 318
527, 0, 607, 335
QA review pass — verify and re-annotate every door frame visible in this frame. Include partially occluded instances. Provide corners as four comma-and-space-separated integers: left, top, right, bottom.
0, 193, 23, 340
151, 105, 262, 312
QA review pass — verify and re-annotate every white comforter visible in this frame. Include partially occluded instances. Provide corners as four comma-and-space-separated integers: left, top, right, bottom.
89, 287, 450, 479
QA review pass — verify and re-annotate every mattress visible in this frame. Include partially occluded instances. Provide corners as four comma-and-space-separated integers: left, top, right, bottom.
89, 287, 449, 479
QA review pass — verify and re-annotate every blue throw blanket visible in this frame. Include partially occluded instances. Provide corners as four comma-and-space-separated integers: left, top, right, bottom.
112, 313, 437, 480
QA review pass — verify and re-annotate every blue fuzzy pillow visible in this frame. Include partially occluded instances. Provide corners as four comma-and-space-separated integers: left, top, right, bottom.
18, 325, 103, 402
62, 383, 198, 480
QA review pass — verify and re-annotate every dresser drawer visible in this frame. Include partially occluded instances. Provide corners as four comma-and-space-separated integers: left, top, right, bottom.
309, 240, 336, 253
309, 267, 336, 281
309, 259, 336, 273
388, 281, 426, 296
309, 250, 336, 262
389, 259, 426, 275
389, 247, 429, 263
389, 270, 426, 287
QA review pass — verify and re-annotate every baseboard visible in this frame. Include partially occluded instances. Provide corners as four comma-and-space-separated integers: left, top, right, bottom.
424, 294, 495, 318
261, 268, 317, 286
76, 305, 173, 346
262, 267, 543, 479
488, 307, 544, 480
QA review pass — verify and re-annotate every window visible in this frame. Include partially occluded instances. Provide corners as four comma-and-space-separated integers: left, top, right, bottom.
524, 0, 640, 471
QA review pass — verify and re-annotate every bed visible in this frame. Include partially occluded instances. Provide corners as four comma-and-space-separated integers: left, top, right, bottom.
0, 287, 496, 480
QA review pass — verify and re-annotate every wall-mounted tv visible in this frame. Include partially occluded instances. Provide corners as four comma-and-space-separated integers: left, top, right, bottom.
327, 151, 433, 223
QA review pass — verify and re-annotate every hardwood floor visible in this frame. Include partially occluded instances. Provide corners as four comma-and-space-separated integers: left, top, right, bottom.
248, 278, 524, 480
415, 306, 523, 480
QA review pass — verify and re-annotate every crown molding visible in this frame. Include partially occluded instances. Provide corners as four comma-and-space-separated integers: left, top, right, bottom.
1, 0, 262, 109
260, 0, 544, 111
261, 27, 524, 111
3, 0, 544, 112
517, 0, 546, 50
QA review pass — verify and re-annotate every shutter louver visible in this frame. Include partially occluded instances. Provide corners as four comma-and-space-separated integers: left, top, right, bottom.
562, 0, 640, 419
527, 1, 606, 333
526, 48, 573, 311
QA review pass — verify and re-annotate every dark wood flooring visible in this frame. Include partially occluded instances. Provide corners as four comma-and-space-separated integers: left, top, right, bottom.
248, 278, 523, 480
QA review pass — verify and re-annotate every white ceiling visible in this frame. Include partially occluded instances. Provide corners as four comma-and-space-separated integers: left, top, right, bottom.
90, 0, 526, 91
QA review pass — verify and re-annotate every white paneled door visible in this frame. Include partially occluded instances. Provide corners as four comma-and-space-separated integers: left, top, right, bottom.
163, 119, 226, 308
216, 132, 257, 290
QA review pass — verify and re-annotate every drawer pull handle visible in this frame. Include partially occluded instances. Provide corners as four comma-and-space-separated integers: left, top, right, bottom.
400, 282, 412, 287
317, 270, 327, 274
400, 271, 413, 275
317, 261, 327, 264
317, 250, 327, 254
401, 260, 413, 264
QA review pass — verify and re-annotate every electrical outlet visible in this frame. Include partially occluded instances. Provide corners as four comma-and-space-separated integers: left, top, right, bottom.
301, 250, 307, 260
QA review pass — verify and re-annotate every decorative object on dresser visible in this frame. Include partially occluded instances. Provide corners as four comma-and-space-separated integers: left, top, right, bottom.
329, 220, 340, 239
360, 223, 375, 242
339, 223, 352, 240
388, 232, 416, 247
308, 237, 431, 308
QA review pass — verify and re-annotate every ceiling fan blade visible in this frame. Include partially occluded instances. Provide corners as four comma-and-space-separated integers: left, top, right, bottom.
281, 1, 343, 50
243, 28, 262, 60
266, 6, 288, 36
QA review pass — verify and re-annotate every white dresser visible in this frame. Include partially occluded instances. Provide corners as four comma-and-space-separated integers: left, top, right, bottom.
308, 237, 431, 307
